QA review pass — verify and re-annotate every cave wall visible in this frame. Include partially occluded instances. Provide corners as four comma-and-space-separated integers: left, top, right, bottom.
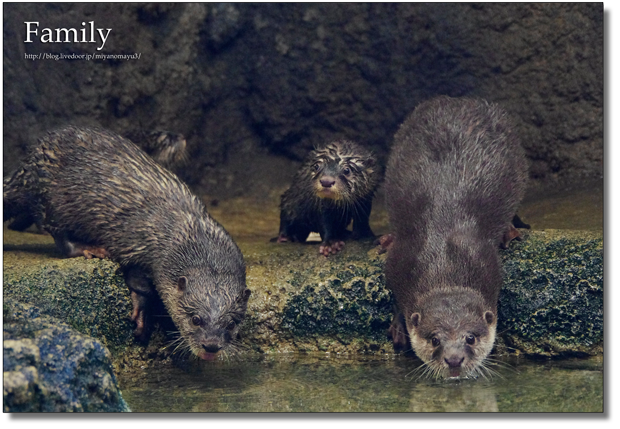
3, 3, 603, 197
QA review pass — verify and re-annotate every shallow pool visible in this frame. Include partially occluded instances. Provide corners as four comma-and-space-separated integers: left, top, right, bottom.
118, 353, 603, 412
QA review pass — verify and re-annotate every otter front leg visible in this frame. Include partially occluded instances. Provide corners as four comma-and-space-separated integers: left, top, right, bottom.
318, 205, 349, 256
375, 233, 395, 255
123, 266, 154, 342
48, 229, 109, 259
387, 311, 410, 353
271, 210, 311, 243
500, 214, 530, 249
351, 198, 374, 240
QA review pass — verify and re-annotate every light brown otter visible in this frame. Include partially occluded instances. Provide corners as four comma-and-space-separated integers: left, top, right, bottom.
3, 126, 250, 361
383, 96, 528, 379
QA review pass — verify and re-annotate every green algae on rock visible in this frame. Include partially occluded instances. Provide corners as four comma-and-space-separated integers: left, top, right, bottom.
3, 225, 603, 360
498, 230, 603, 356
3, 299, 130, 412
3, 252, 134, 352
241, 240, 394, 354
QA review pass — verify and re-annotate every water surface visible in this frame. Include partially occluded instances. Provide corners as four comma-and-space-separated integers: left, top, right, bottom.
119, 354, 603, 413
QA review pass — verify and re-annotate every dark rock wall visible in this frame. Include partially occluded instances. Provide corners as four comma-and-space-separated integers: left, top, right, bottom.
3, 3, 603, 196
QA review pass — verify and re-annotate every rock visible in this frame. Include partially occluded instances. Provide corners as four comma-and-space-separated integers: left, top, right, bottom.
3, 299, 130, 412
498, 230, 603, 356
2, 251, 134, 352
2, 3, 603, 199
3, 226, 603, 360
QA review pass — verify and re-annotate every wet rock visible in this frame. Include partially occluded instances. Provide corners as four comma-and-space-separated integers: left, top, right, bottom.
3, 226, 602, 360
3, 3, 602, 199
3, 253, 134, 352
498, 230, 603, 356
242, 240, 393, 354
3, 299, 130, 412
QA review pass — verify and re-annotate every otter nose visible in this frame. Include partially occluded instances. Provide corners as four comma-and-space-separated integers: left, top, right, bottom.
202, 344, 222, 354
445, 356, 464, 368
320, 178, 336, 188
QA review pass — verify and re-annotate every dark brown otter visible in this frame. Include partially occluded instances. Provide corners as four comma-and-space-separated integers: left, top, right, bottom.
383, 96, 528, 379
6, 129, 188, 233
274, 140, 379, 256
3, 126, 250, 361
124, 129, 187, 170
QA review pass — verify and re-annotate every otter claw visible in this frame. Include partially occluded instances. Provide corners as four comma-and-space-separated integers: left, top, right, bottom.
319, 240, 345, 256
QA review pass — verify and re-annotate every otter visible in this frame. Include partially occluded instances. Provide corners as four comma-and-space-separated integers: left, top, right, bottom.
6, 128, 188, 233
274, 140, 379, 256
383, 96, 528, 379
3, 126, 250, 361
124, 129, 187, 171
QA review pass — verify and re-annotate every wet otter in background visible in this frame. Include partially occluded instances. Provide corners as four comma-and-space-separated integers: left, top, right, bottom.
383, 96, 528, 379
274, 140, 379, 256
3, 126, 250, 361
124, 129, 188, 171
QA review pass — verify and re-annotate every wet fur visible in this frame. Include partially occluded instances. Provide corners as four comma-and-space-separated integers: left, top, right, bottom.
125, 129, 187, 170
3, 126, 250, 360
276, 140, 379, 255
384, 96, 528, 379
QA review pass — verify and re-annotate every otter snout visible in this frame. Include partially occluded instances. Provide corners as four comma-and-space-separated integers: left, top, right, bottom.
202, 343, 222, 354
199, 340, 224, 361
320, 177, 336, 188
316, 174, 340, 199
444, 355, 465, 378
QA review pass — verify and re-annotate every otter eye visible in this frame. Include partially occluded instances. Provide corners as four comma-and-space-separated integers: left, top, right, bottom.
313, 163, 321, 172
226, 320, 236, 331
191, 315, 202, 326
431, 337, 440, 347
343, 167, 351, 176
466, 334, 476, 345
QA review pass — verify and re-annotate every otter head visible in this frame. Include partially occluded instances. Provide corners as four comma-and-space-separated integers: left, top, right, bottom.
166, 268, 251, 361
147, 131, 187, 169
306, 140, 377, 203
406, 287, 497, 379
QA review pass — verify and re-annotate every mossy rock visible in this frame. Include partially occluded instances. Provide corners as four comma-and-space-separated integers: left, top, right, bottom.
3, 226, 603, 361
498, 230, 603, 356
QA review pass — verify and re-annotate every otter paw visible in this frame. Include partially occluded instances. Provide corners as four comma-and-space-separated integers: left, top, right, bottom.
500, 224, 521, 249
375, 233, 395, 254
319, 240, 345, 256
276, 234, 289, 243
130, 291, 148, 340
82, 246, 110, 259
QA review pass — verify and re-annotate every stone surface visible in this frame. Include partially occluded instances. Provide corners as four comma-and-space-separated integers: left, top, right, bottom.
498, 230, 603, 356
3, 3, 603, 200
3, 299, 130, 412
3, 249, 134, 352
3, 226, 603, 363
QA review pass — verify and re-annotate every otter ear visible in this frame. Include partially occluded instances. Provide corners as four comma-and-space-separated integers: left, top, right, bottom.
410, 313, 421, 327
177, 276, 188, 292
484, 311, 495, 325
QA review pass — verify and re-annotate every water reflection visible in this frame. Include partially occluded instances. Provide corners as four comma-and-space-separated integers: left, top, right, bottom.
119, 354, 602, 413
